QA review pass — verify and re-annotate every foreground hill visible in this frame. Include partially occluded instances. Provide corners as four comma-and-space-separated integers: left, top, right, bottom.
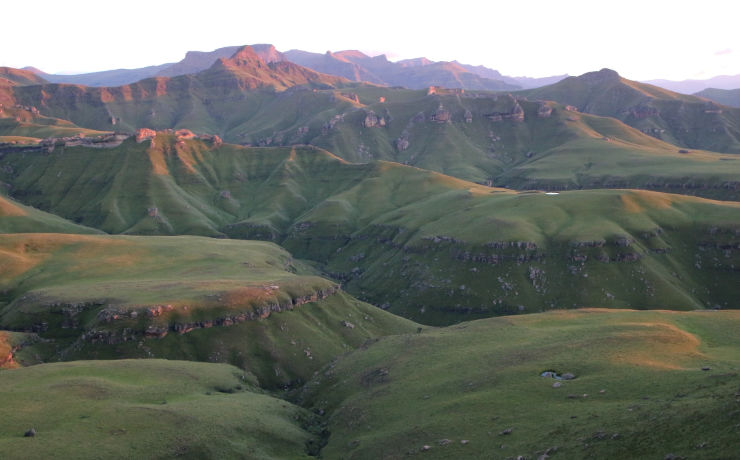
0, 359, 322, 458
1, 137, 737, 324
523, 68, 740, 154
0, 234, 416, 386
299, 309, 740, 459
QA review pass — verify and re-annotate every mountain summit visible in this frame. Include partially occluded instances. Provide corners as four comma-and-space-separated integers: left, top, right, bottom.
201, 45, 348, 90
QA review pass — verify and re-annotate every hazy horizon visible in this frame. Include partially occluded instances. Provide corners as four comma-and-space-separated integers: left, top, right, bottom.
4, 0, 739, 81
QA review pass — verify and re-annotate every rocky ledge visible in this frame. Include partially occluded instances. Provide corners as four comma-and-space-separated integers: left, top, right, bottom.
82, 285, 341, 344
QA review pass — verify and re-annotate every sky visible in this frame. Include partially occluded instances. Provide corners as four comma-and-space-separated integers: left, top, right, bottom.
3, 0, 739, 81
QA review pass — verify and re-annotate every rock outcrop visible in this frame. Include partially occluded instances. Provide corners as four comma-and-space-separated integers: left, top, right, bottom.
431, 105, 451, 123
136, 128, 157, 143
82, 285, 341, 344
362, 110, 386, 128
537, 102, 552, 118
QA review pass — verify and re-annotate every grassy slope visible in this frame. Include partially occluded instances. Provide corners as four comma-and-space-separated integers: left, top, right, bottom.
309, 90, 740, 198
522, 69, 740, 154
0, 106, 109, 141
0, 193, 103, 234
0, 233, 417, 387
1, 140, 738, 324
0, 359, 319, 459
300, 309, 740, 459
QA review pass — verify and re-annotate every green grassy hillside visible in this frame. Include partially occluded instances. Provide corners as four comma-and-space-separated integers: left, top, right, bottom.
0, 193, 103, 234
1, 139, 737, 325
299, 309, 740, 459
0, 359, 321, 459
523, 69, 740, 154
304, 88, 740, 197
0, 105, 109, 141
0, 234, 417, 387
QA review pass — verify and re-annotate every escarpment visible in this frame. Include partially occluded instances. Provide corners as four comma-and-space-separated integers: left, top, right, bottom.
6, 285, 341, 345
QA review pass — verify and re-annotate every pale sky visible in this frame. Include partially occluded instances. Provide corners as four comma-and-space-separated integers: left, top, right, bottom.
3, 0, 739, 81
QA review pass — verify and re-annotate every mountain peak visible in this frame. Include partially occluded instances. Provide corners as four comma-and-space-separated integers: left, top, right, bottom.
225, 45, 264, 64
578, 68, 621, 84
250, 44, 284, 63
397, 57, 433, 68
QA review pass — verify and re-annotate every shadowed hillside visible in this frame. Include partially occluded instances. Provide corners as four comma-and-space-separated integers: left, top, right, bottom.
1, 137, 737, 325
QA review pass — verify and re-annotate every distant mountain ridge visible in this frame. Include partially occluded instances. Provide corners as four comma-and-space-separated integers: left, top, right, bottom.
283, 49, 521, 91
24, 44, 566, 91
645, 74, 740, 94
24, 45, 283, 87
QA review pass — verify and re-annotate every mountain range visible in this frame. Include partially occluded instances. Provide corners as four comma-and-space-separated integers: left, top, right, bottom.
23, 44, 566, 91
1, 41, 739, 459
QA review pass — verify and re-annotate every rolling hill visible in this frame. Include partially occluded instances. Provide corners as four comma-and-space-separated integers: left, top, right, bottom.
1, 136, 737, 325
0, 233, 417, 387
0, 359, 323, 458
298, 309, 740, 459
522, 69, 740, 154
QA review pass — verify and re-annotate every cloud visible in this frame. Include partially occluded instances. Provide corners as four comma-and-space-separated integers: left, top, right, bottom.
714, 48, 733, 56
